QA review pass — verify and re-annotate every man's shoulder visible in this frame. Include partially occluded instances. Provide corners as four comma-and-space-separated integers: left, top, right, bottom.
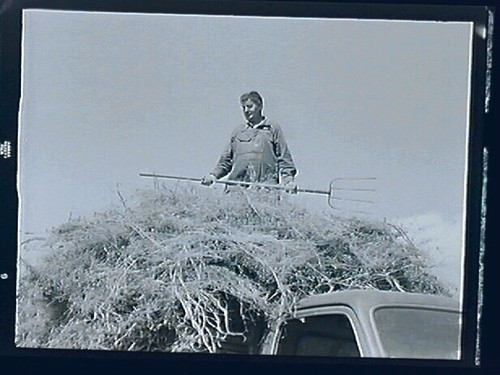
264, 120, 284, 134
230, 123, 247, 135
234, 123, 248, 130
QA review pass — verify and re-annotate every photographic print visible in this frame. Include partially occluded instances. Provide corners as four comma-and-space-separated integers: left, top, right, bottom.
14, 6, 482, 361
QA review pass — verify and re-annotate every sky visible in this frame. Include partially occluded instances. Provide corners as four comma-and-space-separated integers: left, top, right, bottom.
18, 10, 473, 293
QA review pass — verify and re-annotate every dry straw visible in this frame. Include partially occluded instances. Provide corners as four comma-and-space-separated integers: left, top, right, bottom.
17, 186, 448, 353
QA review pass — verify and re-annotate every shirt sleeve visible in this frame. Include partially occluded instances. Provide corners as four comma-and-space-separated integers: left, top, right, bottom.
272, 124, 297, 178
210, 135, 234, 179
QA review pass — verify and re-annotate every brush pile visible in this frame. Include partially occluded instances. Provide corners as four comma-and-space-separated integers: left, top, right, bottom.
16, 186, 448, 353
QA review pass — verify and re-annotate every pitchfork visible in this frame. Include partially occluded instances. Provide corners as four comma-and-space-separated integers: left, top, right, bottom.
139, 173, 376, 213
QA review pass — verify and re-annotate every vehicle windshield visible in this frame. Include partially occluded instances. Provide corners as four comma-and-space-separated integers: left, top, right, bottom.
276, 314, 360, 357
373, 306, 461, 359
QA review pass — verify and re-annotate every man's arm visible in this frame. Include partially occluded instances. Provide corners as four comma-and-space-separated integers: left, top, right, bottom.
272, 124, 297, 179
211, 141, 233, 179
202, 137, 234, 185
271, 123, 298, 193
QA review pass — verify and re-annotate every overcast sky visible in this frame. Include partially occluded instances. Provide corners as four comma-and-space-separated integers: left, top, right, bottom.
18, 10, 472, 292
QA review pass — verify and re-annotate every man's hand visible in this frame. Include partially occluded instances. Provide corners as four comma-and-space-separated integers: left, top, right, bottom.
201, 174, 217, 186
281, 175, 297, 194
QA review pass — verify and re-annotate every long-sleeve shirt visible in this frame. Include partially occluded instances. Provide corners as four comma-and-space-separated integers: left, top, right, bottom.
211, 118, 297, 184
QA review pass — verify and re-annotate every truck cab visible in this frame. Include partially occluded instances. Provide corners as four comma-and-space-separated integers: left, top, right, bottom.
260, 290, 461, 359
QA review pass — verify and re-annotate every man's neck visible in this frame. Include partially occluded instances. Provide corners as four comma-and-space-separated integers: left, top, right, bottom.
248, 115, 265, 127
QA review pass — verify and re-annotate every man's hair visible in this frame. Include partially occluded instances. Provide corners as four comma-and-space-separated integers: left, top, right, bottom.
240, 91, 263, 106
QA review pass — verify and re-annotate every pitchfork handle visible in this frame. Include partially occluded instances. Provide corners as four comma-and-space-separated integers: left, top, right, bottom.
140, 173, 297, 191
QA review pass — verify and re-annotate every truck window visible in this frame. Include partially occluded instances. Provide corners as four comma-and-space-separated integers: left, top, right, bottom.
373, 307, 461, 359
277, 314, 360, 357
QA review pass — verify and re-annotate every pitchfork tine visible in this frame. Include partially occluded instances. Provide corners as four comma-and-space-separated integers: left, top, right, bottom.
328, 177, 377, 212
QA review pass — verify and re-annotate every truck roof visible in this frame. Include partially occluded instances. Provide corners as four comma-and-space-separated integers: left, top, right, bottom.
296, 289, 461, 312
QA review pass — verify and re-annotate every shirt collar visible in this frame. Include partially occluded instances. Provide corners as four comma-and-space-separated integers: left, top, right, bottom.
246, 117, 269, 129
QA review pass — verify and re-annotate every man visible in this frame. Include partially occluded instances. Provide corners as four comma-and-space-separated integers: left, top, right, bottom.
201, 91, 297, 191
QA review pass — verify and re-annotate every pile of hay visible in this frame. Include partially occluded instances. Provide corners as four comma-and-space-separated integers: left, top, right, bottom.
16, 186, 448, 353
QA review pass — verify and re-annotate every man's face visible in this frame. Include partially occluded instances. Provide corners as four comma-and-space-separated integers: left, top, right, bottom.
242, 99, 262, 124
